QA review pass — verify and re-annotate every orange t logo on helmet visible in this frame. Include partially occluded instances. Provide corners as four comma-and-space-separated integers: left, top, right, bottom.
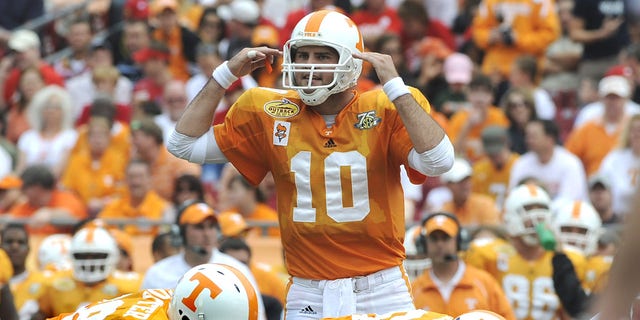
181, 272, 223, 312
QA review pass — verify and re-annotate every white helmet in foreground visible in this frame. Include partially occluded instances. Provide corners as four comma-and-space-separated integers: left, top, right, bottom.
504, 183, 552, 246
553, 200, 603, 256
282, 9, 364, 106
168, 263, 258, 320
455, 310, 506, 320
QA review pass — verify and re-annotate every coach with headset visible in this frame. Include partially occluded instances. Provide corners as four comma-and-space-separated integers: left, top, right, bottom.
410, 213, 515, 319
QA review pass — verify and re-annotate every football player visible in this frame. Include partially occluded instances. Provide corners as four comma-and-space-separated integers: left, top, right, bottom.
37, 233, 72, 272
48, 263, 258, 320
0, 237, 18, 320
167, 8, 454, 319
32, 225, 141, 319
552, 201, 610, 294
465, 183, 587, 320
1, 224, 48, 320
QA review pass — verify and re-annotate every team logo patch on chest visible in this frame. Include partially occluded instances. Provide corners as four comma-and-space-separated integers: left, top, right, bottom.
264, 99, 300, 118
273, 121, 291, 146
354, 110, 381, 130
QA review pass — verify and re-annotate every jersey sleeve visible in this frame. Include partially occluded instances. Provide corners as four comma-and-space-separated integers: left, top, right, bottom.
213, 89, 271, 185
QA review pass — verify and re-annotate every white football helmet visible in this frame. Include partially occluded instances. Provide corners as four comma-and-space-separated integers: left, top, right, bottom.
70, 226, 119, 283
553, 200, 603, 256
455, 310, 506, 320
504, 184, 552, 246
282, 9, 364, 106
168, 263, 258, 320
38, 234, 72, 271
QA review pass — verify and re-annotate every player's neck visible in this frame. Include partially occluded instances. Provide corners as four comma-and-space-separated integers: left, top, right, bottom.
310, 89, 355, 115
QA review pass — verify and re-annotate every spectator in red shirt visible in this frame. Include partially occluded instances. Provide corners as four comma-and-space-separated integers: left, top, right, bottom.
1, 29, 64, 109
132, 42, 173, 105
351, 0, 403, 46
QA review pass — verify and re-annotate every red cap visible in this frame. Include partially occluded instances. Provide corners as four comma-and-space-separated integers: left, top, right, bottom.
605, 64, 633, 77
124, 0, 149, 21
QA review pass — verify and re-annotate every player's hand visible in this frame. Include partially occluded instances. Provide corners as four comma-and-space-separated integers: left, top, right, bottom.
352, 51, 399, 85
227, 47, 281, 78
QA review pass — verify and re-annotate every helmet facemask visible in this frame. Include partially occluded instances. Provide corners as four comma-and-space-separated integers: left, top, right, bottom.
72, 251, 118, 283
282, 40, 362, 106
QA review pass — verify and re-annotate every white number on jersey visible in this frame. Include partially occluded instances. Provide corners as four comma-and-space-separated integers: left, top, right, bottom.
502, 275, 558, 320
61, 298, 125, 320
292, 151, 370, 223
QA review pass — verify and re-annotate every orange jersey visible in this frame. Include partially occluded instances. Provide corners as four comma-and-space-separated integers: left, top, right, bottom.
9, 190, 88, 234
412, 263, 516, 319
322, 310, 453, 320
10, 270, 50, 318
564, 121, 622, 176
472, 0, 560, 77
471, 153, 519, 211
214, 87, 429, 280
60, 146, 128, 205
71, 122, 131, 160
220, 204, 281, 237
150, 147, 202, 201
48, 288, 172, 320
98, 191, 169, 235
584, 255, 612, 294
251, 262, 287, 305
439, 193, 501, 227
446, 107, 509, 162
39, 270, 142, 317
465, 238, 586, 320
0, 249, 12, 284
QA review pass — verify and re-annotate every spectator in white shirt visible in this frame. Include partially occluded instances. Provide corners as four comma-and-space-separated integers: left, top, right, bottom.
154, 80, 188, 143
509, 119, 587, 202
509, 55, 557, 120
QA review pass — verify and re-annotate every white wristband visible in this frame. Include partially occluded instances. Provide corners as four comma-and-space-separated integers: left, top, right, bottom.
383, 77, 411, 101
211, 61, 238, 89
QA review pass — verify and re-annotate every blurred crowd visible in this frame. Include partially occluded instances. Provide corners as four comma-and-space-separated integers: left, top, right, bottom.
0, 0, 638, 319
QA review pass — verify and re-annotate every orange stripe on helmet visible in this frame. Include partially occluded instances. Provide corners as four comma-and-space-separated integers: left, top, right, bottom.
526, 183, 538, 196
84, 227, 95, 243
571, 201, 582, 219
226, 265, 259, 320
304, 10, 331, 34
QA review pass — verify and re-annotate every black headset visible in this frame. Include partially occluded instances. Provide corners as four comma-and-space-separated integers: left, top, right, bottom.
415, 212, 463, 255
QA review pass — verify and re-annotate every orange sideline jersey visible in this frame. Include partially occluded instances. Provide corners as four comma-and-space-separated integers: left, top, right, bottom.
464, 238, 587, 320
322, 310, 453, 320
220, 203, 281, 237
0, 249, 12, 284
39, 270, 142, 317
48, 288, 172, 320
9, 271, 48, 317
214, 87, 430, 280
411, 263, 516, 319
471, 153, 519, 211
584, 255, 612, 294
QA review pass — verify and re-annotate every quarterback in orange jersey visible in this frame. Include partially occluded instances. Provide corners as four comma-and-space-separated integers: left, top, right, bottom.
465, 184, 587, 320
33, 226, 141, 319
48, 263, 259, 320
168, 9, 454, 319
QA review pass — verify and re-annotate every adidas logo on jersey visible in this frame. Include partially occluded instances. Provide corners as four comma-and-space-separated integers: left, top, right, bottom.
300, 306, 317, 315
324, 138, 336, 148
